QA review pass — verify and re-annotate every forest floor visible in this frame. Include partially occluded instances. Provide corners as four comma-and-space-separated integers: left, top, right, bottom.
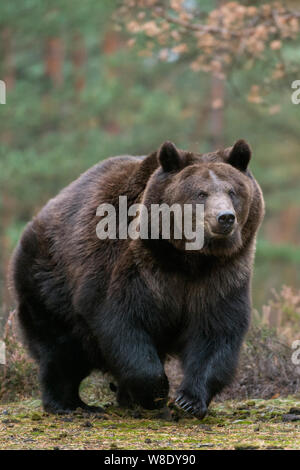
0, 396, 299, 450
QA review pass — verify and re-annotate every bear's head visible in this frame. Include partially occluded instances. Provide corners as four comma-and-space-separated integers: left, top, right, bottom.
141, 140, 264, 257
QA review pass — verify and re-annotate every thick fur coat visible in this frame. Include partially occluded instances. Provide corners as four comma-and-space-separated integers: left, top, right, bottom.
10, 140, 264, 417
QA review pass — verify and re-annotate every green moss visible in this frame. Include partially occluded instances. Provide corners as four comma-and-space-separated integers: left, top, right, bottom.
0, 397, 299, 450
30, 412, 42, 421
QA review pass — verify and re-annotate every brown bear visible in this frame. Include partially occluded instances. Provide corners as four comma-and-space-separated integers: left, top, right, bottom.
10, 140, 264, 417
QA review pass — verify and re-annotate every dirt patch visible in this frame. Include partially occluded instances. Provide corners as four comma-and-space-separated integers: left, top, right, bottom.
0, 397, 299, 450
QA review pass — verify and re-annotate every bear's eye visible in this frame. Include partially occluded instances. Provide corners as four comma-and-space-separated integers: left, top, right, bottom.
198, 191, 208, 198
228, 189, 236, 198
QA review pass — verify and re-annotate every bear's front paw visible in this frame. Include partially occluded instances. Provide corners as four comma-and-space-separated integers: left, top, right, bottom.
175, 392, 207, 420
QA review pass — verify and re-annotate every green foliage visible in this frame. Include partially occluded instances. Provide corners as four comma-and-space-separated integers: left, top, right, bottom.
0, 0, 299, 324
257, 239, 300, 264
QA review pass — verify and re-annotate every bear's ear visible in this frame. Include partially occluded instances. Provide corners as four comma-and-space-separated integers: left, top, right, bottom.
158, 141, 184, 172
227, 139, 251, 172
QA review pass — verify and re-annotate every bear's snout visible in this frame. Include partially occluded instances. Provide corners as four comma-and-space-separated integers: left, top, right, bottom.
217, 210, 236, 234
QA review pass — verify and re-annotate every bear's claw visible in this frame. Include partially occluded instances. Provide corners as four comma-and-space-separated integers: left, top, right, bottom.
175, 393, 207, 419
175, 395, 184, 405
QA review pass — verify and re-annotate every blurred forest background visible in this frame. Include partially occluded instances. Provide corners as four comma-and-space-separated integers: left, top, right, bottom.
0, 0, 300, 338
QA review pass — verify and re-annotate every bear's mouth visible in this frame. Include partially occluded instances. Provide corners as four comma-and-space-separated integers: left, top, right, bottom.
210, 228, 235, 238
205, 223, 236, 239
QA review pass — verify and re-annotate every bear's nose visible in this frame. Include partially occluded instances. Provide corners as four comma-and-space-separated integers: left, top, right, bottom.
217, 211, 235, 228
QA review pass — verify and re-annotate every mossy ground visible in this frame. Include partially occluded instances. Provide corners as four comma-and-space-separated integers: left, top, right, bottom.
0, 397, 299, 450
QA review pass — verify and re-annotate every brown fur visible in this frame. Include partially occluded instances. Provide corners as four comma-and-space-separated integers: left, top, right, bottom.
10, 140, 264, 417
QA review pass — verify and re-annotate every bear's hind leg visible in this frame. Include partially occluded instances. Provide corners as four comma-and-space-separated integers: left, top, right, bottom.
16, 287, 104, 414
40, 338, 103, 414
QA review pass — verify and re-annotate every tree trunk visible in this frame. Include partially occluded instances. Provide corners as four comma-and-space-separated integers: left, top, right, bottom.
71, 33, 86, 94
1, 28, 15, 90
45, 37, 64, 87
209, 75, 225, 149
